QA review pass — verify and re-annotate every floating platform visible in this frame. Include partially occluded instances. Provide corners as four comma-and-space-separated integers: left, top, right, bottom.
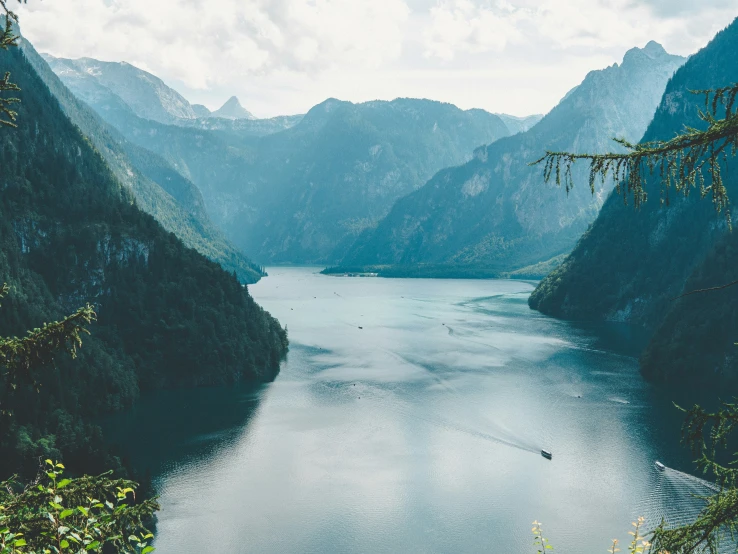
541, 450, 552, 460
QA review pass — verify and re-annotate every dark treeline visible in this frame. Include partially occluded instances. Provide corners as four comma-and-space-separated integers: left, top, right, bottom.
0, 47, 288, 478
529, 19, 738, 386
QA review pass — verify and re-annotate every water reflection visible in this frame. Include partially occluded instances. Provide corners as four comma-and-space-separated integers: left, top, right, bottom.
103, 384, 267, 478
104, 268, 720, 553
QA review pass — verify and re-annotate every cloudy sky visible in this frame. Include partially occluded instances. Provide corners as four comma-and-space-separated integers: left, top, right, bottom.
17, 0, 738, 118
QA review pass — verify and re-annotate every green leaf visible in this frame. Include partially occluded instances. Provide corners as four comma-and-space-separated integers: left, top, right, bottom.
60, 539, 69, 549
142, 546, 155, 554
85, 541, 100, 550
56, 479, 72, 489
13, 538, 27, 547
59, 509, 75, 519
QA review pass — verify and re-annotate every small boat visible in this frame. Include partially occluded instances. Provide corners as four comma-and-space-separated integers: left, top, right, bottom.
541, 450, 552, 460
655, 461, 666, 472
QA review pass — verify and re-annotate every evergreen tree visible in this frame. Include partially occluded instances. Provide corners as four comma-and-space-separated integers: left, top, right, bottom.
0, 7, 159, 551
0, 0, 23, 126
531, 85, 738, 552
533, 83, 738, 226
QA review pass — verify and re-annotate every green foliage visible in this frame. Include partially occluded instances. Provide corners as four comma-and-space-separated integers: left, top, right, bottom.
533, 517, 658, 554
0, 460, 158, 554
0, 45, 287, 477
0, 302, 96, 413
0, 0, 23, 127
21, 41, 264, 284
530, 19, 738, 554
530, 18, 738, 386
532, 83, 738, 227
339, 44, 684, 275
531, 521, 552, 552
641, 401, 738, 553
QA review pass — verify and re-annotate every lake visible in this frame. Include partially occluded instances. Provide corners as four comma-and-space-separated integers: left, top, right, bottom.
103, 266, 714, 553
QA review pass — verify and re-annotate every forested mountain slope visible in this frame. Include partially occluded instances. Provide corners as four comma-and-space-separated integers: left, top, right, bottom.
338, 42, 685, 276
55, 92, 517, 263
25, 42, 265, 282
529, 19, 738, 385
0, 46, 288, 477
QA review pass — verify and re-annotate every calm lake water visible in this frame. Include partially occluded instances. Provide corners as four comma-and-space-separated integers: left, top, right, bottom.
104, 267, 715, 553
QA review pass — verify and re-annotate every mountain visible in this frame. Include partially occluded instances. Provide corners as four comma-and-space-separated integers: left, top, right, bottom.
31, 48, 265, 282
529, 19, 738, 386
210, 95, 255, 120
495, 113, 543, 134
43, 54, 199, 124
50, 91, 516, 263
336, 42, 685, 276
0, 45, 287, 476
192, 103, 211, 117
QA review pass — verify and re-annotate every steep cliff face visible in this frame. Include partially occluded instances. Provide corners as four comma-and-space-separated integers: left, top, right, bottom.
339, 42, 685, 275
26, 44, 264, 283
0, 46, 287, 476
43, 54, 199, 124
529, 19, 738, 385
62, 93, 516, 264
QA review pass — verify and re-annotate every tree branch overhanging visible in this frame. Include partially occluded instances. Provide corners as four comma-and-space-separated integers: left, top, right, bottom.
530, 83, 738, 229
0, 0, 24, 127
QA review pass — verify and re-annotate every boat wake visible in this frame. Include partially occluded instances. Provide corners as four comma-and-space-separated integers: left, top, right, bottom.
636, 462, 728, 544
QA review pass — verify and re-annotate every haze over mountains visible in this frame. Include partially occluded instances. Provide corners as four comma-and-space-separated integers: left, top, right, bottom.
28, 46, 266, 283
36, 22, 738, 387
43, 54, 259, 124
337, 41, 685, 276
210, 96, 256, 120
0, 44, 287, 475
47, 58, 532, 263
530, 19, 738, 385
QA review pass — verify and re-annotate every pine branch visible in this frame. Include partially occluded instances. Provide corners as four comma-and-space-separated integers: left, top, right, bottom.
650, 489, 738, 554
0, 304, 97, 385
530, 84, 738, 228
0, 0, 25, 127
673, 278, 738, 300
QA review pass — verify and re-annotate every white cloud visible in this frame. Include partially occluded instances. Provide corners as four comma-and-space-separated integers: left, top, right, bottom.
15, 0, 738, 117
423, 0, 527, 60
18, 0, 411, 89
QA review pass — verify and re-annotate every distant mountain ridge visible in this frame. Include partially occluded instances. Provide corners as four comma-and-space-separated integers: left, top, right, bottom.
495, 113, 543, 134
43, 54, 262, 126
336, 41, 685, 276
529, 19, 738, 385
31, 47, 265, 282
46, 83, 522, 264
210, 96, 255, 120
0, 43, 287, 476
42, 54, 199, 124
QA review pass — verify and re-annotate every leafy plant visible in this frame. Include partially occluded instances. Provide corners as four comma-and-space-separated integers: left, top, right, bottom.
0, 460, 158, 554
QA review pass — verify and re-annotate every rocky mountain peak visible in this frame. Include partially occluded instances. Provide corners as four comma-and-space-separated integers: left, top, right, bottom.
210, 96, 255, 120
